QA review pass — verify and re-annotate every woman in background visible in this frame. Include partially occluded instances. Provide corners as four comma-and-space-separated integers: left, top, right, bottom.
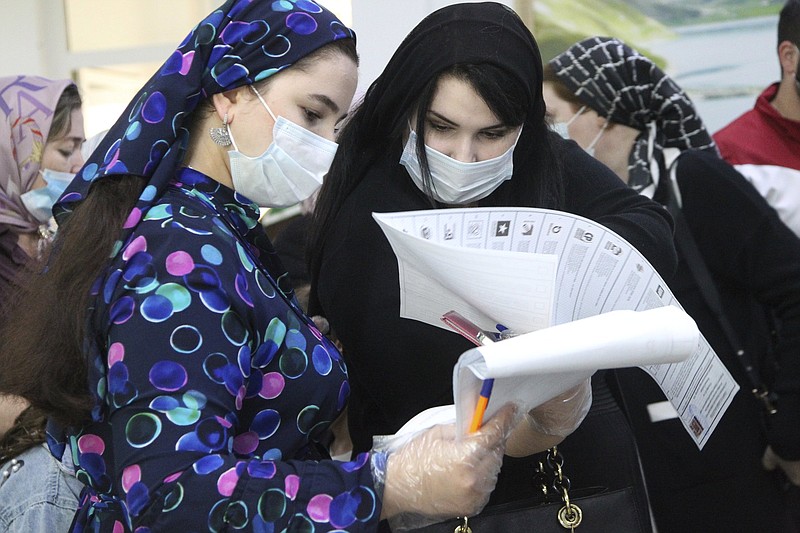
0, 75, 84, 532
544, 35, 800, 532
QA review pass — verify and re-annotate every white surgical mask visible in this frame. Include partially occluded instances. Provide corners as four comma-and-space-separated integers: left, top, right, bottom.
551, 105, 586, 140
227, 86, 338, 208
20, 169, 74, 223
400, 129, 518, 204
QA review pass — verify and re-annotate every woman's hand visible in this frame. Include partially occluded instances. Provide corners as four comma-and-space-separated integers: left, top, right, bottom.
505, 378, 592, 457
379, 404, 517, 522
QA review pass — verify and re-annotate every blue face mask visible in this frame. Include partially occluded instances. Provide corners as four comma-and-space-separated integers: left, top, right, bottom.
20, 170, 74, 223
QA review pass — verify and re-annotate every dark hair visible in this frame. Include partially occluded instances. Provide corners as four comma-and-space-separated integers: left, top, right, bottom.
0, 406, 47, 463
48, 83, 82, 141
778, 0, 800, 48
294, 37, 358, 70
0, 175, 147, 426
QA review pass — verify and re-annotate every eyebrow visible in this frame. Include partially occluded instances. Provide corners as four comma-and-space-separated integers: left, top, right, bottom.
309, 93, 340, 115
52, 135, 86, 146
428, 110, 505, 130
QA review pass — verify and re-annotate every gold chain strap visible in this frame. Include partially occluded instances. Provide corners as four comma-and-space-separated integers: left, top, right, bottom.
454, 516, 471, 533
543, 446, 583, 531
455, 447, 583, 532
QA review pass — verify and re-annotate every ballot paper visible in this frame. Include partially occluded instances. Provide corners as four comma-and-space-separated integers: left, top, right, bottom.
374, 207, 739, 449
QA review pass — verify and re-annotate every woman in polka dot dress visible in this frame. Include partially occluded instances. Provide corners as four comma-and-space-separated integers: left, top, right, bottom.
0, 1, 518, 531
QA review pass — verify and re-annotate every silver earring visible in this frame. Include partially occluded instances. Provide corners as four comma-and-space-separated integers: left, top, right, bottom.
210, 113, 232, 146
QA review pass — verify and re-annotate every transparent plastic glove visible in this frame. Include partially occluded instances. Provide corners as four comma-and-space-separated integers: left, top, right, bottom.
373, 403, 518, 530
526, 378, 592, 438
763, 445, 800, 486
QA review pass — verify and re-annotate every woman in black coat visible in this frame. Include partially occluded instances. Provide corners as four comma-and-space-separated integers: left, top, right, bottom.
309, 5, 678, 531
545, 35, 800, 532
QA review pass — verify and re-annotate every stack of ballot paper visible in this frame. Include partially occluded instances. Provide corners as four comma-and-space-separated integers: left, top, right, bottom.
396, 307, 698, 438
375, 207, 738, 449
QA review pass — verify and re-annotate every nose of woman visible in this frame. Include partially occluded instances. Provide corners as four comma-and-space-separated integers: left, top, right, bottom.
447, 136, 479, 163
69, 152, 85, 174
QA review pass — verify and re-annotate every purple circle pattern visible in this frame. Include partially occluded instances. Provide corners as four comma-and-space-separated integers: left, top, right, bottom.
64, 167, 376, 531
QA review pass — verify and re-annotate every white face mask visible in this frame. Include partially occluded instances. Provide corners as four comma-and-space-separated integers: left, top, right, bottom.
20, 169, 74, 223
552, 105, 586, 140
552, 105, 607, 157
227, 86, 338, 208
400, 129, 518, 205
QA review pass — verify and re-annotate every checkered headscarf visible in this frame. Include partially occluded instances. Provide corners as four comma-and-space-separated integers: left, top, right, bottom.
549, 36, 718, 194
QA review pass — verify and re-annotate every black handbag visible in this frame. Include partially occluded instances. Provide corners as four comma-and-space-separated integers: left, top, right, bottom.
412, 447, 647, 532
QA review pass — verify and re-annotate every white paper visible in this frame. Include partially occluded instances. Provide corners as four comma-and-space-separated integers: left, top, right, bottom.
375, 207, 739, 449
453, 307, 699, 436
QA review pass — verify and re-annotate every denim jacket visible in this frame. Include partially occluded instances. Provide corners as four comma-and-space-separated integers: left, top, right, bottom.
0, 444, 83, 532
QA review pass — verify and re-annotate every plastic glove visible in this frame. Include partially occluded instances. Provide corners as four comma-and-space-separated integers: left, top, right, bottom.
763, 445, 800, 486
374, 403, 518, 530
526, 378, 592, 438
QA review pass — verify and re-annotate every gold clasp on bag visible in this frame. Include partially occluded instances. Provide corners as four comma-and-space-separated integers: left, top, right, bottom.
548, 447, 583, 531
557, 489, 583, 530
454, 516, 472, 533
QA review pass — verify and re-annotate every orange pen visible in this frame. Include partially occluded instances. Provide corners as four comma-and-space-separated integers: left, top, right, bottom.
441, 311, 497, 433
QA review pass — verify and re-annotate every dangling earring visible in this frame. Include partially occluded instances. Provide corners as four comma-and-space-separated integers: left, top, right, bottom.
210, 113, 232, 146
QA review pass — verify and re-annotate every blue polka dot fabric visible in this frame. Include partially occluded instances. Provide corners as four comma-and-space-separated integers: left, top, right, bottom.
41, 0, 374, 529
59, 168, 378, 531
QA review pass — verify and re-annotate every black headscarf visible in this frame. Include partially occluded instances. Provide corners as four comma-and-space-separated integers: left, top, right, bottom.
309, 1, 564, 316
54, 0, 354, 244
549, 36, 718, 194
360, 2, 543, 134
314, 1, 562, 233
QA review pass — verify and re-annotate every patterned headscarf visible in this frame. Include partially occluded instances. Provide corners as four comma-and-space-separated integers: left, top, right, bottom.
54, 0, 354, 238
549, 36, 718, 194
1, 75, 74, 233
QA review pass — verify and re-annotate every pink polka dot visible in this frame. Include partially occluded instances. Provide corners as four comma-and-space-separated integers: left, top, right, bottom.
307, 494, 333, 522
217, 467, 240, 497
107, 342, 125, 366
123, 235, 147, 261
122, 464, 142, 492
78, 434, 105, 455
123, 208, 142, 229
165, 251, 194, 276
180, 51, 195, 75
235, 385, 246, 410
232, 431, 259, 455
113, 521, 124, 533
260, 372, 285, 399
164, 471, 182, 483
216, 415, 233, 428
107, 147, 120, 166
285, 475, 300, 500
